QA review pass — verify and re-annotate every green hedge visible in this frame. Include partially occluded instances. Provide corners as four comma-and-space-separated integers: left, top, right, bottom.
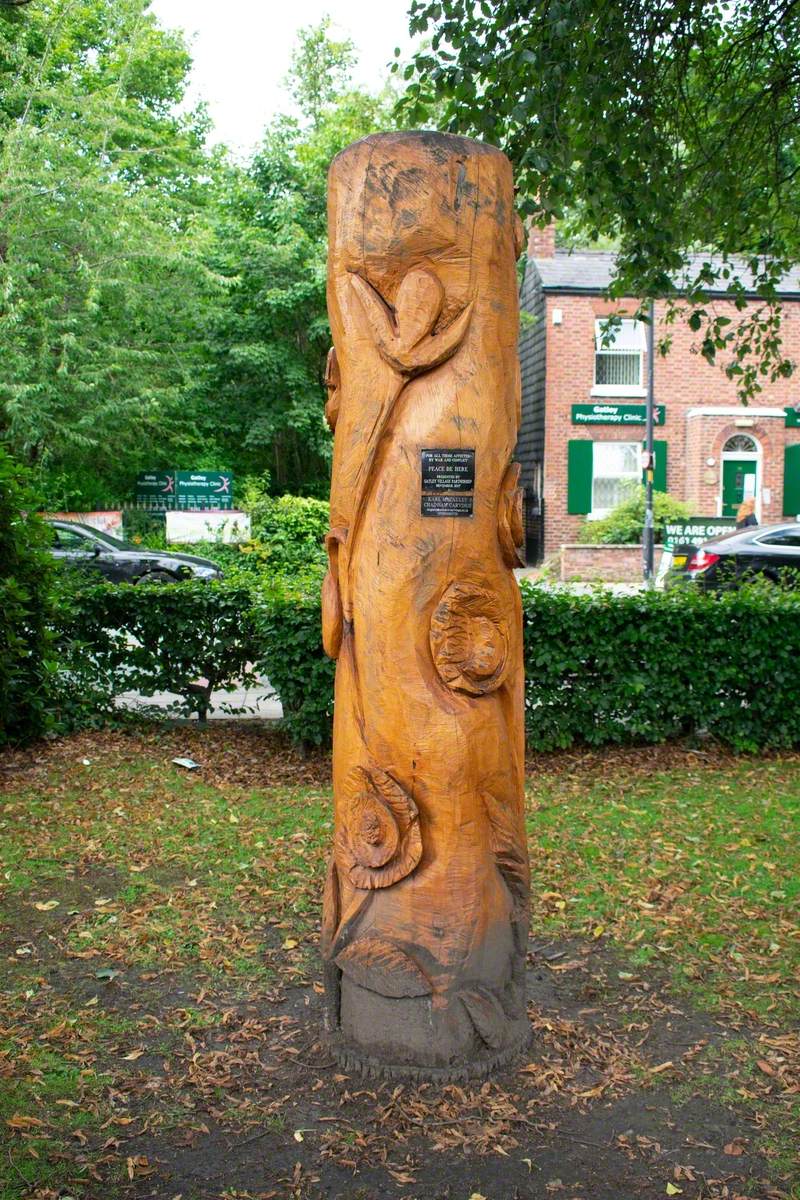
521, 583, 800, 752
251, 583, 800, 753
53, 577, 262, 726
0, 451, 54, 746
253, 588, 335, 748
49, 576, 800, 753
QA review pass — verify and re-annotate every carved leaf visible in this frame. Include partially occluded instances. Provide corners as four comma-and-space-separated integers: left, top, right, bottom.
350, 270, 472, 378
461, 987, 509, 1049
482, 791, 530, 919
394, 267, 444, 352
321, 569, 343, 659
324, 347, 340, 431
498, 462, 526, 568
335, 937, 431, 998
320, 854, 339, 960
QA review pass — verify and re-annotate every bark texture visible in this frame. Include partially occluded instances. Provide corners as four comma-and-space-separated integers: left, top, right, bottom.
322, 130, 530, 1079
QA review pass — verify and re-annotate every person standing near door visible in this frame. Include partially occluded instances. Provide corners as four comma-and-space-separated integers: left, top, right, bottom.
736, 497, 758, 529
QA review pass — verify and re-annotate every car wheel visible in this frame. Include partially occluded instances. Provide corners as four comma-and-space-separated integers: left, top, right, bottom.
137, 570, 176, 584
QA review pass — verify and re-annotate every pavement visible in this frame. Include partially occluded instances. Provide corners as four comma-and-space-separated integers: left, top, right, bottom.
117, 678, 283, 722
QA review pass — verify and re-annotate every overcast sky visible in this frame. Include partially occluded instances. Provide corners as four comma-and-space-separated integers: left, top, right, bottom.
148, 0, 417, 156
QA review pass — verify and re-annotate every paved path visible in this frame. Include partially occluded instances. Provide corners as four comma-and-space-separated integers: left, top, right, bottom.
117, 677, 283, 721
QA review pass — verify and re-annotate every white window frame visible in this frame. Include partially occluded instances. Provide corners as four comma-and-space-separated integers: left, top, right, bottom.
590, 441, 641, 518
591, 318, 647, 398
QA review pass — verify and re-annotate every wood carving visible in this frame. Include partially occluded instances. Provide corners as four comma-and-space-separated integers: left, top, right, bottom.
322, 130, 530, 1079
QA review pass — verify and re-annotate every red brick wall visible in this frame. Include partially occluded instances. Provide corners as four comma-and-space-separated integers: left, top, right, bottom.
542, 294, 800, 554
560, 543, 665, 583
527, 222, 556, 258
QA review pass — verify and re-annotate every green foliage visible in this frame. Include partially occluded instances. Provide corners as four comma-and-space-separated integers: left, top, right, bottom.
199, 30, 399, 496
0, 449, 53, 745
580, 488, 692, 545
402, 0, 800, 398
53, 577, 261, 725
247, 492, 329, 577
253, 585, 335, 749
218, 583, 800, 754
287, 15, 356, 127
0, 0, 220, 507
521, 583, 800, 752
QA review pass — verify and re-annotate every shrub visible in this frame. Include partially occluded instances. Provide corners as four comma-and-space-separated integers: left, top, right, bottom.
580, 488, 691, 545
247, 492, 329, 576
253, 584, 335, 749
53, 577, 262, 725
49, 571, 800, 755
521, 582, 800, 752
250, 582, 800, 754
0, 451, 54, 746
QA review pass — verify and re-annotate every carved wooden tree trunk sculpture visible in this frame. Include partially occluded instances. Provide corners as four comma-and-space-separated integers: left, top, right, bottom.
322, 131, 530, 1079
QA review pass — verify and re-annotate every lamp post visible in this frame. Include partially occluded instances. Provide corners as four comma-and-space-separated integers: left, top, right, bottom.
643, 298, 656, 586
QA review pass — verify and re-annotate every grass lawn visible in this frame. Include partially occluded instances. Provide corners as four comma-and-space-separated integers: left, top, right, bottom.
0, 726, 798, 1200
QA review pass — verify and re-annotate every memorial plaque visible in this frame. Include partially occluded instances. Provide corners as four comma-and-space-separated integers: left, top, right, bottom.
421, 493, 474, 517
421, 449, 476, 492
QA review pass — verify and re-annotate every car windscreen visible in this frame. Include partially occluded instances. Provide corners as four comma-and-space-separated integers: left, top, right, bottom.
61, 524, 136, 550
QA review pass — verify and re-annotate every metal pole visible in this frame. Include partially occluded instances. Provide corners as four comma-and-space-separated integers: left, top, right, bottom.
643, 297, 655, 586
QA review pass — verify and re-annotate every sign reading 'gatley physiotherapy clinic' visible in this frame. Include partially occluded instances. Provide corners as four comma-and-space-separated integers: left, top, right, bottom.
663, 517, 737, 551
175, 471, 233, 510
572, 403, 666, 426
135, 471, 233, 510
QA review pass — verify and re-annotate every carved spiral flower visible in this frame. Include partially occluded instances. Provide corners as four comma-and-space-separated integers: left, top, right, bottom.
430, 583, 510, 695
335, 767, 422, 890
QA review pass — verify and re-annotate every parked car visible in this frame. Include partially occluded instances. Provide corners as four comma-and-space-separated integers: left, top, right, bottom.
665, 521, 800, 590
46, 520, 222, 583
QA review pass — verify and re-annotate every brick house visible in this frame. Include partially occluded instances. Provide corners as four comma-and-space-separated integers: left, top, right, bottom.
517, 225, 800, 563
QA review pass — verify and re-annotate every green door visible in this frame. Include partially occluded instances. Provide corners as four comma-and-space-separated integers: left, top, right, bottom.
722, 459, 757, 517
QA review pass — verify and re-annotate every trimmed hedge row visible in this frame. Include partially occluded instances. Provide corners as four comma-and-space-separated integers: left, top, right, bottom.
0, 452, 54, 747
53, 578, 262, 726
521, 583, 800, 752
51, 577, 800, 752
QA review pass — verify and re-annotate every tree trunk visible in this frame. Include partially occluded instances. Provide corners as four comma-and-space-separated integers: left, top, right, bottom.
321, 131, 530, 1080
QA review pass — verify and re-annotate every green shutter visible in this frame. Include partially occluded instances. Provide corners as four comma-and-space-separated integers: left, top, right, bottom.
783, 444, 800, 516
567, 440, 593, 514
642, 439, 668, 492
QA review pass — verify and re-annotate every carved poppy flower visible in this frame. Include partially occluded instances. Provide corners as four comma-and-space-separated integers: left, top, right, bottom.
336, 767, 422, 890
430, 583, 510, 695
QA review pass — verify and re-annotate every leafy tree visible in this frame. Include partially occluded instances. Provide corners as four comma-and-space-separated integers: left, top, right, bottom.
286, 15, 357, 129
200, 25, 398, 495
0, 0, 220, 507
401, 1, 800, 398
0, 449, 53, 745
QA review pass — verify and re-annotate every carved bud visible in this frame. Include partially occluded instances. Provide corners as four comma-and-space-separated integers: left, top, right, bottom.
430, 583, 510, 695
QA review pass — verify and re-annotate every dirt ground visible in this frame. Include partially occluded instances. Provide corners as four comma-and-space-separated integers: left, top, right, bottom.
0, 727, 797, 1200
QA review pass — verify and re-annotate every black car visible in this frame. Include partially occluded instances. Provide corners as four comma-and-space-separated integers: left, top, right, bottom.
666, 521, 800, 590
46, 520, 222, 583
